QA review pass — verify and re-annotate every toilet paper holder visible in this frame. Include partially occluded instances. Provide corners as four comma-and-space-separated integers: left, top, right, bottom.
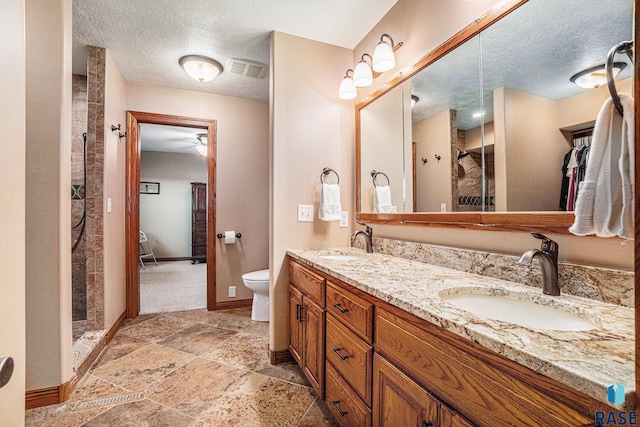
217, 232, 242, 239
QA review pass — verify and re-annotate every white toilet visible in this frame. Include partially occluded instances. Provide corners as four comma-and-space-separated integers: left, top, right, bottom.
242, 269, 270, 322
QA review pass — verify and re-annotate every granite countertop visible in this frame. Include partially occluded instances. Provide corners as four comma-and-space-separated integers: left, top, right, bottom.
286, 247, 635, 410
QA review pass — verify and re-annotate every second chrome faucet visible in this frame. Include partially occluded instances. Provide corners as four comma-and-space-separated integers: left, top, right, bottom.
518, 232, 560, 296
352, 222, 373, 253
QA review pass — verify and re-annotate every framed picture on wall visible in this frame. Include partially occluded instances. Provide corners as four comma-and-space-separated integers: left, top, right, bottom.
140, 182, 160, 194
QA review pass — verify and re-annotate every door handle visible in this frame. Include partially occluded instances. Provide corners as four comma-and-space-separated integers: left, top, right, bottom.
0, 357, 14, 389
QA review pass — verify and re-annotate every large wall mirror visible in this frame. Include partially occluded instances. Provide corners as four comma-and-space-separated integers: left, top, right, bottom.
356, 0, 634, 230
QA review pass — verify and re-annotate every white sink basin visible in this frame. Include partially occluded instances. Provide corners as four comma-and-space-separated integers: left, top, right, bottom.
319, 255, 359, 261
442, 294, 597, 331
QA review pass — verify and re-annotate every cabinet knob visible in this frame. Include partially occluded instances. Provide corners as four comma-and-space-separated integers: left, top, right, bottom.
332, 400, 348, 417
332, 347, 349, 361
332, 303, 349, 313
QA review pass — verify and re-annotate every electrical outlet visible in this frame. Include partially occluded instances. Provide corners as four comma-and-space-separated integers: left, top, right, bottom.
440, 203, 447, 212
340, 211, 349, 228
228, 286, 236, 298
107, 198, 112, 213
297, 205, 314, 222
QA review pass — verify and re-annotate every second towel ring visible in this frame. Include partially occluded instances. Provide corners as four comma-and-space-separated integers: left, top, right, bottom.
321, 167, 340, 184
371, 170, 390, 187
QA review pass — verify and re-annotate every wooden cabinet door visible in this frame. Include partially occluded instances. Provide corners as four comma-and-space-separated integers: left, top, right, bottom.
439, 405, 474, 427
303, 297, 325, 398
373, 354, 438, 427
288, 285, 303, 366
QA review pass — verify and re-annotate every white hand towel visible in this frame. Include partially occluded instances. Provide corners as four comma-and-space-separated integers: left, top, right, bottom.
373, 185, 397, 213
318, 183, 342, 221
569, 93, 634, 239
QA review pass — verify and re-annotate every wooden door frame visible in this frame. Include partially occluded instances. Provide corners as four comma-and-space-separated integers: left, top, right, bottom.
125, 111, 217, 319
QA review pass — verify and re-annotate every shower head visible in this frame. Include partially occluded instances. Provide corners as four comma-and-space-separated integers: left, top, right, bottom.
457, 149, 471, 161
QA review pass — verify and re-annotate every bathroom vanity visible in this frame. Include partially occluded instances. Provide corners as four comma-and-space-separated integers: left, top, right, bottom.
287, 249, 634, 426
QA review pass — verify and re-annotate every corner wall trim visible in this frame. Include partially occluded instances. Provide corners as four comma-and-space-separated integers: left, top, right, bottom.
215, 299, 252, 310
26, 375, 78, 410
269, 348, 294, 365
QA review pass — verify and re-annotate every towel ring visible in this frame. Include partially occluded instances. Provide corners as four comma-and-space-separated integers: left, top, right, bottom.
606, 40, 633, 116
371, 170, 390, 187
321, 167, 340, 184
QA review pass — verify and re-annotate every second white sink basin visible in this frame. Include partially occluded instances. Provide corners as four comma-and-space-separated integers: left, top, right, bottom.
442, 294, 597, 331
319, 255, 359, 261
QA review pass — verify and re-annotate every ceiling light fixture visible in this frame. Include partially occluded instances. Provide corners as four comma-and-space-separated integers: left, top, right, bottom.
353, 54, 374, 87
570, 62, 627, 89
339, 69, 357, 100
411, 95, 419, 108
195, 133, 208, 157
373, 34, 402, 72
179, 55, 224, 83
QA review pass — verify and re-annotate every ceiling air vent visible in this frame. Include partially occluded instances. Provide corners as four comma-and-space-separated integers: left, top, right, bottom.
226, 58, 267, 79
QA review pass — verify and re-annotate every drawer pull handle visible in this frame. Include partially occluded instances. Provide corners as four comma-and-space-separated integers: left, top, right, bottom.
333, 303, 349, 313
332, 347, 349, 360
332, 400, 348, 417
299, 305, 304, 322
295, 303, 300, 321
422, 422, 433, 427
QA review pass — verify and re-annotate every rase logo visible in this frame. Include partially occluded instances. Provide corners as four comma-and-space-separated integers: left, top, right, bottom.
595, 382, 638, 426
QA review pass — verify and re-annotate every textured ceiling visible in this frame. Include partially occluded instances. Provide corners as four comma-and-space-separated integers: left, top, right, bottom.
410, 0, 634, 130
73, 0, 398, 101
140, 123, 206, 154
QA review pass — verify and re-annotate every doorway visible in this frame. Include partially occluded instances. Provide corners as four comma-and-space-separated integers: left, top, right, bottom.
125, 111, 217, 319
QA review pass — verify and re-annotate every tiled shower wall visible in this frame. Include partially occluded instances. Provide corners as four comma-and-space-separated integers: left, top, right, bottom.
72, 74, 87, 321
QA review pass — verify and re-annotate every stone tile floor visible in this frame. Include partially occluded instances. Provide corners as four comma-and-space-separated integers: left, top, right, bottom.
26, 308, 338, 426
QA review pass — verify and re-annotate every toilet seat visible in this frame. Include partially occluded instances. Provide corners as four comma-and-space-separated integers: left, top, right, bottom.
242, 269, 269, 282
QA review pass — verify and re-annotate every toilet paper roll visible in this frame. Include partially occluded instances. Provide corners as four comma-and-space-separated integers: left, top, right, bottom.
224, 231, 236, 244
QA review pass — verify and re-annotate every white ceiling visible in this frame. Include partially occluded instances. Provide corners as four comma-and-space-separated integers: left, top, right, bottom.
140, 124, 206, 154
73, 0, 398, 102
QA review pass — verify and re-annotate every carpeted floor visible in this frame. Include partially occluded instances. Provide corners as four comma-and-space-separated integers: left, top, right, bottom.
139, 261, 206, 314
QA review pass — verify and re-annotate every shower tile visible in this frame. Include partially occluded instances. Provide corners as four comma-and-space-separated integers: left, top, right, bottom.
200, 333, 269, 371
90, 343, 194, 391
83, 399, 193, 427
194, 373, 316, 426
157, 323, 237, 356
145, 357, 247, 418
92, 333, 149, 370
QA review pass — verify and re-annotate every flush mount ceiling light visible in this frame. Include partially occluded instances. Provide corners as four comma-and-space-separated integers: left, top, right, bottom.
195, 133, 208, 157
339, 69, 357, 100
411, 95, 419, 108
373, 34, 402, 73
570, 62, 627, 89
353, 54, 374, 87
179, 55, 223, 83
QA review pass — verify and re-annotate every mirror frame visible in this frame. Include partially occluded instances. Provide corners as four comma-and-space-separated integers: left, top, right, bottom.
355, 0, 578, 234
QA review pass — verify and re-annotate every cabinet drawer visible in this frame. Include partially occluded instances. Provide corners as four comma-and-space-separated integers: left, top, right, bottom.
326, 362, 371, 427
326, 314, 372, 404
289, 261, 325, 306
327, 281, 373, 343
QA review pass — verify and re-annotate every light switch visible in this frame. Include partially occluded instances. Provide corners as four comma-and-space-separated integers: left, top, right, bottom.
297, 205, 314, 222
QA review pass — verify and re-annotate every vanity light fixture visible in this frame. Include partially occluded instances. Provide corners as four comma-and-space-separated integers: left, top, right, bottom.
353, 54, 374, 87
179, 55, 224, 83
570, 62, 627, 89
411, 95, 419, 108
372, 34, 402, 72
195, 133, 208, 157
338, 69, 357, 100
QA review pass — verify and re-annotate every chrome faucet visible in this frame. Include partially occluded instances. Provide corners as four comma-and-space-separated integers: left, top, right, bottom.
352, 222, 373, 253
517, 232, 560, 296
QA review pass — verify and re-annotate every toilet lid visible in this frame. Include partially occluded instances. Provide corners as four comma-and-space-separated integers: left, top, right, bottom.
242, 269, 269, 281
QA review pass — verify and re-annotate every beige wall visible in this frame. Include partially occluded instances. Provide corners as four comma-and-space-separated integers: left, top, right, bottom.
270, 32, 355, 352
0, 0, 26, 423
140, 151, 207, 258
126, 84, 269, 303
413, 109, 452, 211
493, 88, 566, 211
360, 84, 404, 212
25, 0, 74, 391
103, 50, 127, 330
464, 121, 494, 151
350, 0, 634, 270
